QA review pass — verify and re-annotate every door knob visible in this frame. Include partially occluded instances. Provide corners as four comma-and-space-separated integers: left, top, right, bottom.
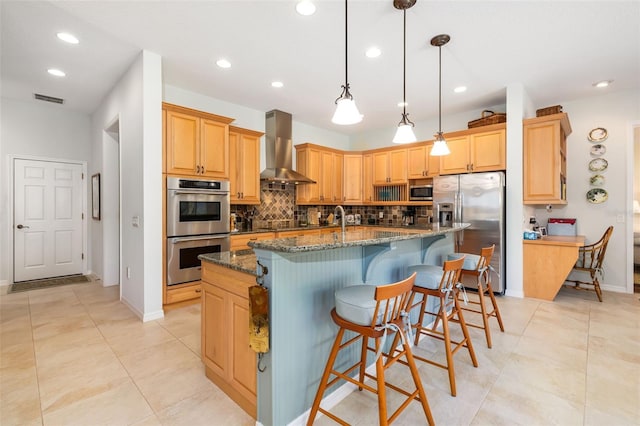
16, 224, 29, 229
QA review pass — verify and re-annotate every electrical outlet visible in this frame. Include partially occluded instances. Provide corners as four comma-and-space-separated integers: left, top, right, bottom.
126, 267, 131, 279
529, 217, 537, 224
379, 211, 384, 219
616, 214, 625, 223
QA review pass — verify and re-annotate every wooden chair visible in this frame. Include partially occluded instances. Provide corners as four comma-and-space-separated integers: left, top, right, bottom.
404, 256, 478, 397
450, 245, 504, 348
564, 226, 613, 302
307, 273, 435, 426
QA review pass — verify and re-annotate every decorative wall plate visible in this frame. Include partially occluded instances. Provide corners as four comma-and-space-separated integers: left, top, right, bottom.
586, 188, 608, 204
590, 143, 606, 156
588, 158, 608, 171
588, 127, 608, 142
590, 174, 605, 186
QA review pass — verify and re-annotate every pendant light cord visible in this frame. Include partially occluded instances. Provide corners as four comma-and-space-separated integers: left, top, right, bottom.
344, 0, 348, 88
438, 44, 442, 133
402, 9, 407, 116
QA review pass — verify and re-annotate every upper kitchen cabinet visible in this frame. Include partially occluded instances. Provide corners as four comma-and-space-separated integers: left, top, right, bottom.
229, 126, 263, 205
372, 148, 407, 184
363, 154, 374, 203
343, 154, 363, 204
407, 142, 440, 179
164, 103, 233, 179
523, 113, 572, 205
439, 124, 506, 175
295, 144, 344, 204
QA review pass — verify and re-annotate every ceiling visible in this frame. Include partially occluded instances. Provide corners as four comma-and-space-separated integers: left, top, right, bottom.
2, 1, 639, 135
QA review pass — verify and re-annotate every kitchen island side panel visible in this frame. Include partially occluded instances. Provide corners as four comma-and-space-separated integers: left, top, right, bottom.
253, 233, 454, 426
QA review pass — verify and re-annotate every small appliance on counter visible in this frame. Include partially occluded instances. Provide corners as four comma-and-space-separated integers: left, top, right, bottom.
547, 218, 577, 236
354, 214, 361, 225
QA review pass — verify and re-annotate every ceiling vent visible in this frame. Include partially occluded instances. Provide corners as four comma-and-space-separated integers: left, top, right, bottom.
34, 93, 64, 104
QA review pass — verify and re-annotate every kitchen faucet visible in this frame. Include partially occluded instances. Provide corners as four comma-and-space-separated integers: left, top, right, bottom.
334, 205, 346, 234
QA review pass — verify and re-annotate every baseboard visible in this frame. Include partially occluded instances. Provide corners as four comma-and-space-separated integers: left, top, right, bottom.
0, 280, 9, 287
120, 297, 165, 322
600, 284, 629, 294
505, 288, 524, 298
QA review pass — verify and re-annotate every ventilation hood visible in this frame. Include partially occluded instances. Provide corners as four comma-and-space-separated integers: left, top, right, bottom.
260, 110, 315, 184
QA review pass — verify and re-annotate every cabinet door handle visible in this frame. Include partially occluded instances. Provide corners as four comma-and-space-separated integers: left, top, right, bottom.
196, 165, 200, 174
241, 192, 244, 199
470, 163, 473, 171
195, 288, 202, 293
201, 165, 205, 174
237, 192, 241, 198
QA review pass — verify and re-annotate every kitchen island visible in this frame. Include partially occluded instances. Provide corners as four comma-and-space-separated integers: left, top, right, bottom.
200, 224, 467, 426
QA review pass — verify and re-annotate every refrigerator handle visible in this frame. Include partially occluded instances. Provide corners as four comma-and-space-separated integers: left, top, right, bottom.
457, 192, 464, 247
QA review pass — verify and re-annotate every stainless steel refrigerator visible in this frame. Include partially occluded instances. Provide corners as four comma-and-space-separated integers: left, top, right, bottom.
433, 171, 506, 293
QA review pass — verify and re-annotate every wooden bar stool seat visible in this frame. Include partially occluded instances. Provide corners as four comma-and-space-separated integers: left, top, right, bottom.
447, 245, 504, 348
404, 257, 478, 397
307, 273, 435, 426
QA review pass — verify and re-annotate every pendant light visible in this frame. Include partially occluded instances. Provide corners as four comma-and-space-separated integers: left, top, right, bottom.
430, 34, 451, 156
332, 0, 363, 125
392, 0, 417, 144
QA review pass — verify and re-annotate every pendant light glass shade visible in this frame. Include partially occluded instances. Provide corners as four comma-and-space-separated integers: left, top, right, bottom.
392, 4, 416, 144
393, 114, 417, 143
332, 0, 362, 125
332, 93, 363, 125
429, 34, 451, 156
430, 132, 451, 156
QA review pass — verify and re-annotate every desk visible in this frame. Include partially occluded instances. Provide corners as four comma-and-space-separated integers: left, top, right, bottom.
523, 235, 585, 300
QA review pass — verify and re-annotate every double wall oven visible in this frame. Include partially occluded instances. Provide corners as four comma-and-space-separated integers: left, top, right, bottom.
166, 177, 230, 286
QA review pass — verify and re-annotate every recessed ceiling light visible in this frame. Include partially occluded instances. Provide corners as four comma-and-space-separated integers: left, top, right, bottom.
593, 80, 613, 88
56, 32, 79, 44
454, 86, 467, 93
397, 101, 408, 107
296, 1, 316, 16
271, 81, 284, 88
47, 68, 66, 77
366, 47, 381, 58
216, 59, 231, 69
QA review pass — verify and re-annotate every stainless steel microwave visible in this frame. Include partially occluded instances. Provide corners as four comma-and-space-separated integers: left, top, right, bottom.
409, 184, 433, 201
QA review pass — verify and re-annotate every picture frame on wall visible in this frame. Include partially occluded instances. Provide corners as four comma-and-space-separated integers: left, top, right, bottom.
92, 173, 101, 220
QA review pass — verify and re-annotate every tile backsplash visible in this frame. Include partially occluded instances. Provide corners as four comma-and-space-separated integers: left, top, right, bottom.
231, 182, 432, 230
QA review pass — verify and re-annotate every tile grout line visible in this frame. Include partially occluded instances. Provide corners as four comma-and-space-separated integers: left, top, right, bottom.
26, 291, 45, 426
72, 281, 163, 425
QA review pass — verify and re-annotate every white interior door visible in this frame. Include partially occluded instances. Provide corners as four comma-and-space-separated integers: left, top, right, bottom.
14, 159, 84, 282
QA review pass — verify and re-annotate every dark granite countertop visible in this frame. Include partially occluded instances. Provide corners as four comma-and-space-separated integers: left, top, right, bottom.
248, 223, 469, 253
199, 249, 258, 276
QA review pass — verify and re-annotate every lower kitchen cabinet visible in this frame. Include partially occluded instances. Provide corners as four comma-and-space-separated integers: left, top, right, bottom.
201, 262, 256, 418
165, 282, 201, 305
230, 232, 276, 251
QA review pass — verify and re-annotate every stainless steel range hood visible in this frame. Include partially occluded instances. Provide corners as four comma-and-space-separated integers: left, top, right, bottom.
260, 110, 315, 184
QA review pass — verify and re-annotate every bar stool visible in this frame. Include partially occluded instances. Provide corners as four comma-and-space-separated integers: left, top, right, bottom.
448, 245, 504, 348
405, 256, 478, 397
307, 273, 435, 426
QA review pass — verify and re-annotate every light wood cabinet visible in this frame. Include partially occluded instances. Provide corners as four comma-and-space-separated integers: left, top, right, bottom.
343, 154, 363, 204
230, 232, 276, 251
407, 142, 440, 178
523, 113, 571, 204
164, 103, 233, 179
363, 154, 374, 203
165, 281, 202, 305
439, 125, 506, 175
295, 144, 344, 204
373, 148, 407, 184
201, 262, 256, 418
229, 126, 263, 205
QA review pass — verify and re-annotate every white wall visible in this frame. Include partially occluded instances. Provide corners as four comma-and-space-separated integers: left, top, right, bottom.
91, 50, 163, 321
0, 97, 91, 284
533, 89, 640, 293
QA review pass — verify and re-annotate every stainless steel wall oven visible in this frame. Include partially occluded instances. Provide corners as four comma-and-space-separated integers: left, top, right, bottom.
166, 177, 230, 286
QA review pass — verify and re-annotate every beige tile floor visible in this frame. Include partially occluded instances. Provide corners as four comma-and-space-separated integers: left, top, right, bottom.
1, 278, 638, 426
